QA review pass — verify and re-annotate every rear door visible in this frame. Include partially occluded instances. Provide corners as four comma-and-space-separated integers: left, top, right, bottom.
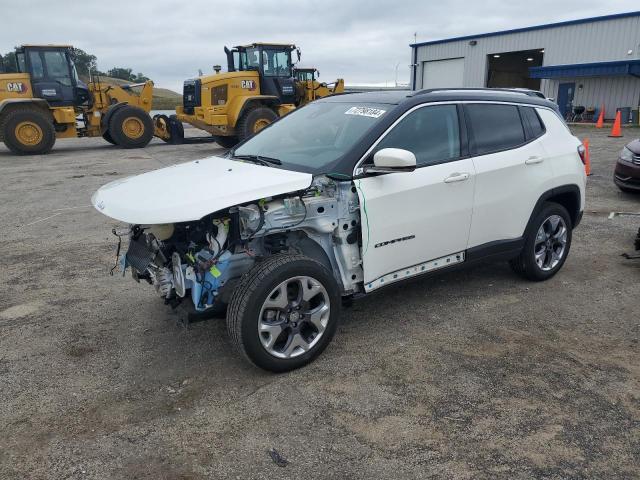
464, 103, 553, 249
356, 104, 476, 290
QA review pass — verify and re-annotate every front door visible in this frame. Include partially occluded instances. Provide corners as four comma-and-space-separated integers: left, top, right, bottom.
557, 82, 575, 118
356, 104, 476, 290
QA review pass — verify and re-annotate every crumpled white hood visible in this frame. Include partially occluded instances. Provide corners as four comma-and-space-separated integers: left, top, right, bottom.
91, 155, 312, 224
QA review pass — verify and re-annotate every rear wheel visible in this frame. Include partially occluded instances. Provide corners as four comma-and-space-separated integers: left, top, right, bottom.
236, 106, 278, 141
102, 131, 116, 144
1, 107, 56, 155
212, 135, 238, 148
510, 202, 572, 281
108, 106, 154, 148
227, 254, 340, 372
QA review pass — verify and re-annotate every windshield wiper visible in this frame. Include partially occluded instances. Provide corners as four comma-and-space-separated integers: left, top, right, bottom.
232, 154, 282, 166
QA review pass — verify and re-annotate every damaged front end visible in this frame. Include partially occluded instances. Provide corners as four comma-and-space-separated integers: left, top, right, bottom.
109, 176, 364, 315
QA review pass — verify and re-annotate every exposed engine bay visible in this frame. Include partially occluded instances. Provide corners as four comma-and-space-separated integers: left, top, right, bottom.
117, 176, 364, 312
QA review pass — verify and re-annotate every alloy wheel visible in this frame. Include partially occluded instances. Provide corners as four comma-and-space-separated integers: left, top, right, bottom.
258, 276, 330, 359
534, 214, 568, 271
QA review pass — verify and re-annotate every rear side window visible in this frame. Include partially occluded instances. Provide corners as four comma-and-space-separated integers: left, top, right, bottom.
465, 104, 525, 155
375, 104, 460, 167
520, 106, 545, 140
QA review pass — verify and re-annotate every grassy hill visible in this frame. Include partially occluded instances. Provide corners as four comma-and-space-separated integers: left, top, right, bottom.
82, 75, 182, 110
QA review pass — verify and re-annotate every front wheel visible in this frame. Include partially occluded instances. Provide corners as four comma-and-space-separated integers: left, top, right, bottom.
102, 131, 116, 145
510, 202, 572, 281
226, 254, 341, 372
108, 105, 154, 148
236, 107, 278, 142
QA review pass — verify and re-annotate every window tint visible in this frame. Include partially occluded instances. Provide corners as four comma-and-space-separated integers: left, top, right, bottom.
28, 51, 44, 79
263, 49, 291, 77
43, 51, 72, 86
466, 104, 525, 155
375, 105, 460, 166
520, 106, 545, 140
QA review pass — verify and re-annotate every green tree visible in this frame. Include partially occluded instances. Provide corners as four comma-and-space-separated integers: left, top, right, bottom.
0, 51, 18, 73
133, 72, 149, 82
70, 47, 97, 77
107, 67, 135, 81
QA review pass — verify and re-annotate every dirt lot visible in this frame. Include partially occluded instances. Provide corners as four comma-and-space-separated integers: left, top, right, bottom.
1, 127, 639, 479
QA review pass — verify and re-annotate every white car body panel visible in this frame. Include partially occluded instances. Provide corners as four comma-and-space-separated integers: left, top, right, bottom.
536, 109, 587, 210
91, 156, 313, 224
467, 136, 551, 248
357, 158, 476, 285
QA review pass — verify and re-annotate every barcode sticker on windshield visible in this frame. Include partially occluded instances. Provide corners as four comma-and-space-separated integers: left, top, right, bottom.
345, 106, 386, 118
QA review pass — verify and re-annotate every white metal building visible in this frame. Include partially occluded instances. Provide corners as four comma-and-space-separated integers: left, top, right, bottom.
410, 12, 640, 120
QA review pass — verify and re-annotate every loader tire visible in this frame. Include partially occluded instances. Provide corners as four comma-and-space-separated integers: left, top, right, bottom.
102, 131, 116, 145
236, 106, 278, 141
212, 135, 238, 148
1, 107, 56, 155
108, 106, 153, 148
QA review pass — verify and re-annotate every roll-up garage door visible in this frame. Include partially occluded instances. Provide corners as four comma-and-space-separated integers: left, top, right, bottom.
422, 58, 465, 89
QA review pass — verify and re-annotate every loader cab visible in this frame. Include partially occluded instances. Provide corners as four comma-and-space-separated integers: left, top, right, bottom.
225, 43, 298, 104
294, 68, 318, 83
16, 45, 90, 107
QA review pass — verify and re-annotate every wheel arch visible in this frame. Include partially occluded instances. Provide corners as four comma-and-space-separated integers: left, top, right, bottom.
229, 95, 280, 126
0, 98, 51, 116
525, 185, 582, 234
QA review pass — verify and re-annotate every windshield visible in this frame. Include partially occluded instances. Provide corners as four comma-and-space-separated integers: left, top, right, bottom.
233, 102, 390, 174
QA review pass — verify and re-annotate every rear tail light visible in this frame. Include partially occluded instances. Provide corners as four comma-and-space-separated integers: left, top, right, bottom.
577, 144, 586, 165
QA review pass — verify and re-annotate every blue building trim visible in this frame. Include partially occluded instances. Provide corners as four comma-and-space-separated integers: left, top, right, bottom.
529, 60, 640, 79
409, 11, 640, 48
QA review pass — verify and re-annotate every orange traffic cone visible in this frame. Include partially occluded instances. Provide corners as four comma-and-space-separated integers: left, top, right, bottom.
583, 138, 591, 176
595, 106, 604, 128
608, 111, 623, 138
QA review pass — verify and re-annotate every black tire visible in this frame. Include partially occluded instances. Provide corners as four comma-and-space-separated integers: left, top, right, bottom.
226, 254, 341, 372
212, 135, 238, 148
1, 107, 56, 155
509, 202, 573, 281
102, 131, 116, 145
236, 106, 278, 141
108, 105, 154, 148
167, 115, 184, 144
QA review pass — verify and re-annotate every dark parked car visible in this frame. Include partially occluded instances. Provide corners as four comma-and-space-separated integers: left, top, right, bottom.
614, 139, 640, 193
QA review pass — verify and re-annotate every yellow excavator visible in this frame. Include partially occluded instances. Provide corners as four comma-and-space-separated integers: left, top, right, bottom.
154, 43, 344, 147
0, 45, 155, 155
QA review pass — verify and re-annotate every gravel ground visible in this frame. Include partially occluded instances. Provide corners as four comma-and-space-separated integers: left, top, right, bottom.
0, 126, 639, 479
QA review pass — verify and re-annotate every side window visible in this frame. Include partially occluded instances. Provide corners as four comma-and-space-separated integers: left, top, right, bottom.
520, 106, 545, 140
375, 105, 461, 167
466, 104, 525, 155
43, 51, 72, 86
28, 51, 44, 79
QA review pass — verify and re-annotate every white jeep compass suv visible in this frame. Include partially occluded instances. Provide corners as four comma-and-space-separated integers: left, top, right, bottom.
93, 88, 587, 372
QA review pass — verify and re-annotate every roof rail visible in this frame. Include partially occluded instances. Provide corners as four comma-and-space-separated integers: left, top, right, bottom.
411, 87, 529, 97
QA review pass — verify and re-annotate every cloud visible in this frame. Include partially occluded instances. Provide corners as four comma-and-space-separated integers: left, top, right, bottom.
1, 0, 638, 92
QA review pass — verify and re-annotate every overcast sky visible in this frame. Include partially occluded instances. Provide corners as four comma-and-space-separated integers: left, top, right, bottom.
1, 1, 638, 92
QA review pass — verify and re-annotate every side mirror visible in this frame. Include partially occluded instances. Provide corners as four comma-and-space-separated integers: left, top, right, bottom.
364, 148, 416, 174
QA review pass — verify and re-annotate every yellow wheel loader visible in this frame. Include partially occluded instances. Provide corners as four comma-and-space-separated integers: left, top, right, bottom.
0, 45, 155, 155
154, 43, 344, 148
293, 67, 344, 105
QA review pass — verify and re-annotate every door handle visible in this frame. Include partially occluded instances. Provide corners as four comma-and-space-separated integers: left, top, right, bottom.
525, 156, 544, 165
444, 172, 470, 183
